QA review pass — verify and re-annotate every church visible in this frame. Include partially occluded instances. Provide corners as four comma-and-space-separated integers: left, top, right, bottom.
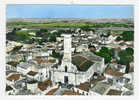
51, 34, 106, 85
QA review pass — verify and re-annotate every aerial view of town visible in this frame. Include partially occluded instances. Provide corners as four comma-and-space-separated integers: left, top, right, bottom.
6, 5, 134, 96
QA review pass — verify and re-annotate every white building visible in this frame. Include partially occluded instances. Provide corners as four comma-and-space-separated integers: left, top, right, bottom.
51, 34, 105, 85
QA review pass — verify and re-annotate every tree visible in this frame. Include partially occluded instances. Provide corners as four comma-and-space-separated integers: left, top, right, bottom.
51, 50, 61, 58
95, 47, 115, 63
40, 29, 48, 33
80, 24, 92, 31
116, 36, 122, 41
126, 47, 134, 55
121, 31, 134, 41
49, 35, 56, 42
118, 48, 134, 73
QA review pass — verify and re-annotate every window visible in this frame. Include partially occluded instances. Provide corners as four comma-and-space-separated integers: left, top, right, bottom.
77, 90, 79, 93
64, 76, 68, 84
65, 66, 67, 72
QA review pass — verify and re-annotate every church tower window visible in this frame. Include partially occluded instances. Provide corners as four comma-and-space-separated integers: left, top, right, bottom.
65, 66, 67, 72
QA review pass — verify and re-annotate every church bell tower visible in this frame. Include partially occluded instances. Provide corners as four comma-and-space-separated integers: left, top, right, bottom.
61, 34, 72, 69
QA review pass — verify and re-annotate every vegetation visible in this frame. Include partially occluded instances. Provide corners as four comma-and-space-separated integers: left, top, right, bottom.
117, 47, 134, 73
16, 31, 31, 40
94, 47, 115, 63
11, 45, 23, 54
7, 22, 133, 29
116, 31, 134, 41
51, 50, 61, 58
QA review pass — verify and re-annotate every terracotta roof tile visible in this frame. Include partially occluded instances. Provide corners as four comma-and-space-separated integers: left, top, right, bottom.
107, 89, 122, 95
105, 69, 124, 77
91, 76, 106, 84
76, 82, 91, 91
62, 90, 82, 95
46, 88, 58, 95
7, 74, 21, 81
38, 80, 52, 91
27, 71, 38, 76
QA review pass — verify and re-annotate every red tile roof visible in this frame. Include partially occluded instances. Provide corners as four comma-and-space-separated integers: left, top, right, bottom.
105, 69, 124, 77
38, 80, 52, 91
7, 74, 21, 81
33, 58, 56, 65
27, 71, 38, 76
91, 76, 106, 84
46, 88, 58, 95
62, 90, 82, 95
107, 89, 122, 95
76, 82, 91, 91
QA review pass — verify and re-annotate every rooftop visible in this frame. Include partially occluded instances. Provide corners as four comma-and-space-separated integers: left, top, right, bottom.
27, 80, 38, 84
105, 69, 124, 77
72, 56, 94, 71
16, 89, 34, 95
7, 61, 19, 67
76, 82, 91, 91
46, 88, 58, 95
122, 91, 133, 95
27, 71, 38, 76
7, 74, 21, 81
62, 90, 82, 95
91, 76, 106, 84
33, 58, 56, 65
124, 83, 134, 90
90, 82, 111, 95
38, 80, 52, 91
106, 89, 122, 95
72, 51, 103, 72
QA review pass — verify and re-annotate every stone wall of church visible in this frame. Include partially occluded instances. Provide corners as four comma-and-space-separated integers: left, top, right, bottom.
52, 71, 76, 85
76, 60, 105, 85
52, 58, 105, 85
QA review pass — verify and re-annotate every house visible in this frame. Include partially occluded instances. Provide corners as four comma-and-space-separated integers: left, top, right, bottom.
6, 85, 14, 95
104, 68, 124, 80
123, 72, 134, 84
109, 63, 126, 73
107, 34, 118, 44
76, 44, 89, 53
89, 82, 111, 95
56, 37, 63, 42
6, 73, 25, 85
27, 71, 39, 80
74, 82, 91, 95
26, 80, 38, 94
46, 88, 58, 95
106, 89, 122, 95
62, 90, 82, 95
104, 68, 124, 86
28, 32, 36, 36
17, 61, 37, 75
38, 80, 52, 94
15, 89, 34, 95
6, 61, 19, 71
129, 62, 134, 72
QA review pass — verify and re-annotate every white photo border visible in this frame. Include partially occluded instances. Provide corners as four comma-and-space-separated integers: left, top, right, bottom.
0, 0, 138, 100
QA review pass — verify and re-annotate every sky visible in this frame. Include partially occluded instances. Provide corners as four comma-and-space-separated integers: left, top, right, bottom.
6, 5, 134, 18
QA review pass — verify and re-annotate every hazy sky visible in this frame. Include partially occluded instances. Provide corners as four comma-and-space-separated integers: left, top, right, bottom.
6, 5, 134, 18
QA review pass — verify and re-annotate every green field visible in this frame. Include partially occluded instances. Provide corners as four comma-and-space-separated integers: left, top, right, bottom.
7, 22, 133, 29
